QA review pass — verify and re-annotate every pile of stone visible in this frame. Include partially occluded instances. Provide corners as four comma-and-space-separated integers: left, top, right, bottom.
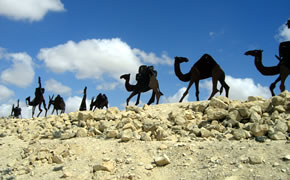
0, 91, 289, 143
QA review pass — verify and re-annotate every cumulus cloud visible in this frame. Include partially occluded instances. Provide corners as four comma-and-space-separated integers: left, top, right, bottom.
161, 87, 189, 103
133, 49, 173, 65
275, 23, 290, 42
200, 76, 271, 100
0, 0, 65, 22
0, 51, 35, 88
65, 96, 89, 113
96, 82, 119, 91
45, 78, 72, 96
0, 85, 14, 102
37, 38, 172, 90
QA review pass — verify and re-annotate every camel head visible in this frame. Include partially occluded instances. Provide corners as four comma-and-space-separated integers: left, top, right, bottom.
48, 95, 55, 110
120, 73, 130, 80
244, 50, 263, 57
175, 56, 189, 63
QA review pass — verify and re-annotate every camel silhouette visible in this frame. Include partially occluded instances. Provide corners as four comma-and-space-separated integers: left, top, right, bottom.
245, 48, 289, 96
26, 77, 47, 117
174, 54, 230, 102
48, 94, 65, 115
90, 93, 108, 111
120, 65, 163, 106
79, 86, 87, 111
11, 99, 21, 118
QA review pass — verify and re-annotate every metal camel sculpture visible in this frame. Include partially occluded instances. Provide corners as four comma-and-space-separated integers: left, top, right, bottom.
245, 48, 289, 96
48, 94, 65, 115
79, 86, 87, 111
174, 54, 230, 102
11, 99, 21, 118
26, 77, 47, 117
120, 65, 163, 106
90, 93, 108, 111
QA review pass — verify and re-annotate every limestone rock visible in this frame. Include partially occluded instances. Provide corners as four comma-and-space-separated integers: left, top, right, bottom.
209, 97, 228, 109
250, 123, 268, 137
121, 129, 134, 142
154, 154, 170, 166
76, 128, 87, 137
93, 161, 115, 172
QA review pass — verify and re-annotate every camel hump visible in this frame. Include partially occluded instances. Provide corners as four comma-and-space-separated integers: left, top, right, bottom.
279, 41, 290, 60
136, 65, 157, 81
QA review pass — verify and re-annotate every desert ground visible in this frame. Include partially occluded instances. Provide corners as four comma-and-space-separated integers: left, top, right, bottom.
1, 91, 290, 180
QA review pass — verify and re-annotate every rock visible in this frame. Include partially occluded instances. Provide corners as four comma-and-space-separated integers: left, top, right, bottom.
249, 155, 263, 164
232, 129, 247, 140
121, 129, 134, 142
206, 108, 228, 120
200, 128, 213, 138
209, 97, 228, 109
250, 112, 261, 123
255, 136, 266, 143
228, 110, 242, 122
248, 96, 264, 102
238, 107, 250, 118
273, 120, 288, 133
93, 161, 115, 172
76, 128, 87, 137
281, 155, 290, 161
224, 176, 243, 180
106, 130, 119, 138
250, 123, 268, 137
51, 155, 63, 164
268, 129, 286, 140
154, 154, 170, 166
77, 111, 93, 121
271, 96, 285, 106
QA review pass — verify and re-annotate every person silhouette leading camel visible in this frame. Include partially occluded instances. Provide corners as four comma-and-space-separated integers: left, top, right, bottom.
25, 77, 47, 117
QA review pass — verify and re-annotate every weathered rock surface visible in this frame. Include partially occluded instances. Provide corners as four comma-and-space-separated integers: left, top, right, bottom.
0, 91, 289, 179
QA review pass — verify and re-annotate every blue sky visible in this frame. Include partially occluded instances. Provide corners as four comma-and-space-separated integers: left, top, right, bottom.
0, 0, 289, 118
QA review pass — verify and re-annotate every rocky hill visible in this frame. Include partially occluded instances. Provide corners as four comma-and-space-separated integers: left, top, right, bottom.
0, 91, 289, 180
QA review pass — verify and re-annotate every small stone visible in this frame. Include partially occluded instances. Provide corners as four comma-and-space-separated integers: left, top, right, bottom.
76, 128, 87, 137
249, 155, 263, 164
158, 144, 168, 150
145, 164, 154, 170
51, 155, 63, 164
93, 161, 115, 172
154, 154, 171, 166
281, 155, 290, 161
255, 136, 266, 143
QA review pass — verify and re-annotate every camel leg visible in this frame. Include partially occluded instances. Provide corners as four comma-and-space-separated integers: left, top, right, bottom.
127, 91, 139, 106
219, 80, 230, 98
279, 66, 289, 93
135, 93, 141, 106
180, 80, 194, 102
42, 99, 47, 117
208, 76, 219, 100
32, 106, 36, 118
37, 104, 42, 117
270, 76, 281, 96
195, 80, 200, 101
148, 76, 162, 104
147, 91, 156, 105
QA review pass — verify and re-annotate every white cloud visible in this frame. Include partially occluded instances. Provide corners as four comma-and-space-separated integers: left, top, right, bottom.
0, 0, 65, 22
0, 51, 35, 87
37, 38, 172, 90
275, 23, 290, 42
0, 85, 14, 102
65, 96, 89, 113
200, 76, 271, 100
45, 78, 72, 96
96, 82, 119, 91
133, 49, 173, 65
161, 87, 189, 103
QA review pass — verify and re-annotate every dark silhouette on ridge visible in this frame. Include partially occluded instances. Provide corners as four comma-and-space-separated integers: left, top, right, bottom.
79, 86, 87, 111
174, 54, 230, 102
90, 93, 108, 111
11, 99, 21, 118
48, 94, 65, 115
120, 65, 163, 106
26, 77, 47, 117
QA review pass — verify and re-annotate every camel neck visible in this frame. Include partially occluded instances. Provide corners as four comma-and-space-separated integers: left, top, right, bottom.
254, 55, 280, 76
124, 77, 135, 91
174, 61, 191, 82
